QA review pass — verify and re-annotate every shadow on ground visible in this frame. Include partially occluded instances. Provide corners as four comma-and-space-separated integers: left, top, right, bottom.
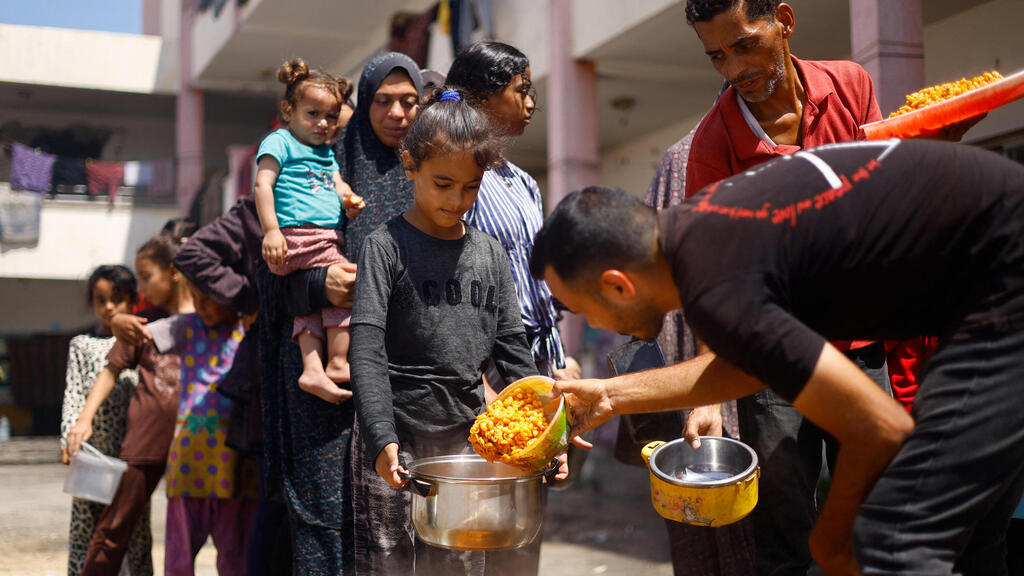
543, 436, 672, 563
0, 432, 675, 574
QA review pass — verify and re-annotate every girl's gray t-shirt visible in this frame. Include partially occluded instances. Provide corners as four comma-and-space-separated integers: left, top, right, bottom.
351, 215, 534, 450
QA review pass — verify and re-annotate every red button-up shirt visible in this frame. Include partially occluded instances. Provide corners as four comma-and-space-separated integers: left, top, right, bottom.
685, 55, 883, 352
686, 55, 882, 198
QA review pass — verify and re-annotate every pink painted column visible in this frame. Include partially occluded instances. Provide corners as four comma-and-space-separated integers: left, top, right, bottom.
223, 144, 254, 213
850, 0, 925, 117
142, 0, 160, 35
176, 0, 204, 215
547, 0, 599, 359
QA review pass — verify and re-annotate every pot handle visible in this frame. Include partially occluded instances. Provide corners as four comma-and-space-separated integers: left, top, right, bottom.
641, 441, 665, 466
542, 458, 560, 484
397, 470, 435, 497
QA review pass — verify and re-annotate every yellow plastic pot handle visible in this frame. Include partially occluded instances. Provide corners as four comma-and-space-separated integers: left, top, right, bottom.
641, 440, 665, 465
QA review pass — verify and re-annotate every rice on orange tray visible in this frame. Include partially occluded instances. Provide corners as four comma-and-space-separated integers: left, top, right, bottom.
889, 71, 1003, 117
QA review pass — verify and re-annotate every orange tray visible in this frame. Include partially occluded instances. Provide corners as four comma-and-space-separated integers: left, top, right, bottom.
861, 69, 1024, 140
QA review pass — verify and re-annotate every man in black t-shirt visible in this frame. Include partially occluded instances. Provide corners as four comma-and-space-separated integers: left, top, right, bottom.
530, 139, 1024, 575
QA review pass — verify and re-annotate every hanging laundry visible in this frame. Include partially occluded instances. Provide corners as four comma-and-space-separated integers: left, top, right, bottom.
450, 0, 477, 54
151, 158, 175, 197
136, 161, 154, 189
238, 144, 257, 198
0, 144, 11, 183
427, 20, 455, 73
0, 185, 42, 244
123, 161, 141, 187
475, 0, 495, 39
438, 0, 452, 34
86, 161, 125, 202
52, 157, 88, 194
136, 159, 175, 198
388, 5, 437, 68
11, 142, 56, 193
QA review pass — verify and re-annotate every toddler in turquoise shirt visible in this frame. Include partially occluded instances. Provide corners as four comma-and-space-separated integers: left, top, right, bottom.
254, 58, 365, 404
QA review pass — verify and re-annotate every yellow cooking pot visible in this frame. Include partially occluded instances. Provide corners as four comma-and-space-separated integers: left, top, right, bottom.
641, 437, 759, 527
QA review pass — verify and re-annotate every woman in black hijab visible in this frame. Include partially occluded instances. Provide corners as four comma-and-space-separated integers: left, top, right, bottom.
257, 52, 422, 576
336, 51, 423, 262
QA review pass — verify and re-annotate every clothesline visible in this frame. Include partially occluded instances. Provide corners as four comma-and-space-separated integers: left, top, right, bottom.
2, 140, 176, 201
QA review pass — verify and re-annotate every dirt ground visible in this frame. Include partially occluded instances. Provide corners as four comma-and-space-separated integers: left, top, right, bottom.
0, 434, 673, 576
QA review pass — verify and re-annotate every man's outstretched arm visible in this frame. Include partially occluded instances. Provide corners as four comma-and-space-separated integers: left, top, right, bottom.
553, 351, 764, 437
794, 343, 915, 576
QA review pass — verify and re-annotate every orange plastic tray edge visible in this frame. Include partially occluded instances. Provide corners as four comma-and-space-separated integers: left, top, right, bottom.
861, 69, 1024, 140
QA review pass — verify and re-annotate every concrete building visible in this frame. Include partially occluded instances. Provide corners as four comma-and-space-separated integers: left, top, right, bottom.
2, 0, 1022, 433
0, 1, 278, 432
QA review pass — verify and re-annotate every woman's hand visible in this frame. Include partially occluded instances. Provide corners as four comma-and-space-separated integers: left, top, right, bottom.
325, 262, 358, 308
374, 443, 408, 489
262, 229, 288, 266
65, 418, 93, 459
552, 356, 581, 381
111, 313, 150, 347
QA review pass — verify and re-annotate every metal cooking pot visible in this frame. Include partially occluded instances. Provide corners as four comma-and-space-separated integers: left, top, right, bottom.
642, 437, 759, 527
399, 454, 558, 551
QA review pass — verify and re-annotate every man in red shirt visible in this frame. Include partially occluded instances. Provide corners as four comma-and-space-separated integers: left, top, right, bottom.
684, 2, 881, 195
681, 2, 891, 574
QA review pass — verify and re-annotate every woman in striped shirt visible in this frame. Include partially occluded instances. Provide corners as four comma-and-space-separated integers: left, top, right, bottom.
447, 42, 579, 389
446, 38, 580, 576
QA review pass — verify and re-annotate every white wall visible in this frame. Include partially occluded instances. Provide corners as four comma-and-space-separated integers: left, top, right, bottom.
494, 0, 681, 81
0, 25, 174, 95
493, 0, 550, 78
156, 0, 182, 92
0, 278, 96, 334
0, 193, 179, 282
924, 0, 1024, 143
160, 0, 182, 41
191, 0, 237, 82
203, 117, 272, 170
570, 0, 679, 59
598, 116, 704, 199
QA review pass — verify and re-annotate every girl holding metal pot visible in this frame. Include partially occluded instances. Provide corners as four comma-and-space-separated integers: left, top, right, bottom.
348, 87, 566, 575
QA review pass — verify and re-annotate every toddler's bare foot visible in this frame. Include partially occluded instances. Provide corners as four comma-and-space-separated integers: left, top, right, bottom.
298, 369, 351, 404
325, 357, 351, 384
